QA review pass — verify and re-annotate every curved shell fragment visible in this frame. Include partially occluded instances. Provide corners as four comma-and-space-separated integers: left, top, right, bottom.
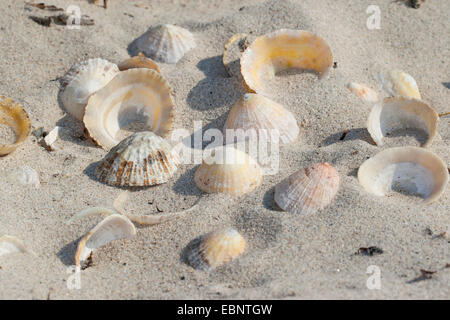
0, 96, 31, 156
377, 70, 421, 99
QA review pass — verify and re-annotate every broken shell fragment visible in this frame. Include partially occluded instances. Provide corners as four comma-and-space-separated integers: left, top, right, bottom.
94, 131, 180, 187
358, 147, 448, 204
187, 228, 246, 270
5, 165, 40, 189
222, 33, 250, 77
60, 58, 119, 121
0, 96, 31, 156
118, 53, 160, 73
240, 29, 333, 95
346, 82, 378, 102
377, 70, 421, 99
0, 235, 31, 257
133, 24, 196, 64
194, 146, 263, 196
274, 163, 340, 215
367, 97, 438, 147
74, 214, 136, 267
224, 93, 299, 144
83, 68, 174, 150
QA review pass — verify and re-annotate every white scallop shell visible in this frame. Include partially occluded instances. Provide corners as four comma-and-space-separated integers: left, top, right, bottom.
377, 70, 421, 99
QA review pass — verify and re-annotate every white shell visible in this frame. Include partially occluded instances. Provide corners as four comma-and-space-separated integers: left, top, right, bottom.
358, 147, 448, 204
5, 165, 40, 189
61, 58, 119, 121
377, 70, 421, 99
134, 24, 196, 64
0, 235, 30, 256
346, 82, 378, 102
367, 97, 438, 147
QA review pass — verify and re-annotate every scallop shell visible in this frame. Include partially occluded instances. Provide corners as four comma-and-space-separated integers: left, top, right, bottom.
346, 82, 378, 102
0, 235, 31, 257
5, 165, 40, 189
60, 58, 119, 121
74, 214, 136, 267
367, 97, 438, 147
0, 96, 31, 156
358, 147, 448, 203
134, 24, 196, 64
224, 93, 299, 144
187, 228, 246, 270
194, 146, 263, 196
377, 70, 421, 99
274, 163, 340, 215
94, 131, 180, 187
118, 53, 160, 73
83, 68, 174, 150
240, 29, 333, 95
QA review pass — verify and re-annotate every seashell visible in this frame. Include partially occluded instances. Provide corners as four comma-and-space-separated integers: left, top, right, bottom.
367, 97, 438, 147
224, 93, 299, 144
187, 228, 246, 270
274, 163, 340, 215
5, 165, 40, 189
66, 207, 116, 225
346, 82, 378, 102
240, 29, 333, 95
83, 68, 174, 150
377, 70, 421, 99
133, 24, 196, 64
94, 131, 180, 187
0, 96, 31, 156
0, 235, 31, 257
194, 146, 263, 196
74, 214, 136, 267
60, 58, 119, 121
118, 53, 160, 73
222, 33, 250, 77
358, 147, 448, 204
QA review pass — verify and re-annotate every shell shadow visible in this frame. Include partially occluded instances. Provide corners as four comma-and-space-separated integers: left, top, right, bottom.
172, 166, 202, 196
442, 82, 450, 89
321, 128, 375, 147
179, 235, 203, 268
55, 115, 98, 148
57, 237, 81, 266
263, 186, 284, 212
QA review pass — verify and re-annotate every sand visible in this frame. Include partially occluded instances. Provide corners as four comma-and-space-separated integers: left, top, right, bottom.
0, 0, 449, 299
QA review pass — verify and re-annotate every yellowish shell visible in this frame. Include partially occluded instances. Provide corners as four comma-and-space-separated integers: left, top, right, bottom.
346, 82, 378, 102
377, 70, 421, 99
0, 96, 31, 156
118, 53, 160, 73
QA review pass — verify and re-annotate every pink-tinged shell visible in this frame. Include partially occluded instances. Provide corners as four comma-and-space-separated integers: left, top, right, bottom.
187, 228, 246, 270
274, 163, 340, 215
346, 82, 378, 102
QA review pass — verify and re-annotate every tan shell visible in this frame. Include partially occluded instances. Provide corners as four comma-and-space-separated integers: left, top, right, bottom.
118, 53, 160, 73
0, 96, 31, 156
377, 70, 421, 99
83, 68, 174, 150
367, 97, 438, 147
94, 131, 180, 187
240, 29, 333, 95
358, 147, 448, 204
346, 82, 378, 102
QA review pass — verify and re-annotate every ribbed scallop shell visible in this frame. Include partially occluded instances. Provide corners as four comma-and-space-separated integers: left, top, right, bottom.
94, 131, 180, 187
367, 97, 438, 147
240, 29, 333, 95
187, 228, 246, 270
134, 24, 196, 64
377, 70, 421, 99
74, 214, 136, 266
118, 53, 160, 73
274, 163, 340, 215
346, 82, 378, 102
60, 58, 119, 121
0, 96, 31, 156
194, 146, 263, 196
83, 68, 174, 150
224, 93, 299, 144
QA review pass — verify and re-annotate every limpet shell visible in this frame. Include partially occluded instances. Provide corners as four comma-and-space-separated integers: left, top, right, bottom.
224, 93, 299, 144
118, 53, 160, 73
377, 70, 421, 99
60, 58, 119, 121
367, 97, 438, 147
274, 163, 340, 215
187, 228, 246, 270
83, 68, 174, 150
94, 131, 180, 187
194, 146, 263, 196
0, 96, 31, 156
240, 29, 333, 95
358, 147, 448, 204
0, 235, 31, 257
346, 82, 378, 102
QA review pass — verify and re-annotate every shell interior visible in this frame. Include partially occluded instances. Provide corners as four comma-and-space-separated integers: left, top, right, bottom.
0, 96, 31, 156
118, 53, 160, 73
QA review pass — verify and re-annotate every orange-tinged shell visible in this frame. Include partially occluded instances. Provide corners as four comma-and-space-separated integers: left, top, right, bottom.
346, 82, 378, 102
377, 70, 421, 99
274, 163, 340, 215
118, 53, 160, 73
0, 96, 31, 156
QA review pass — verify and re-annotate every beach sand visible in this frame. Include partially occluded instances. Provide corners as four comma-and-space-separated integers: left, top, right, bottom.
0, 0, 448, 299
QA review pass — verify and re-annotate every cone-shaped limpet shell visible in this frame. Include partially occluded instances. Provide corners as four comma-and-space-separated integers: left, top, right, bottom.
194, 146, 263, 196
367, 97, 438, 147
94, 131, 180, 187
134, 24, 196, 64
224, 93, 299, 144
118, 53, 160, 73
346, 82, 378, 103
0, 96, 31, 156
187, 228, 246, 270
74, 214, 136, 267
83, 68, 174, 150
377, 70, 421, 99
0, 235, 31, 257
60, 58, 119, 121
358, 147, 448, 204
274, 163, 340, 215
240, 29, 333, 95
